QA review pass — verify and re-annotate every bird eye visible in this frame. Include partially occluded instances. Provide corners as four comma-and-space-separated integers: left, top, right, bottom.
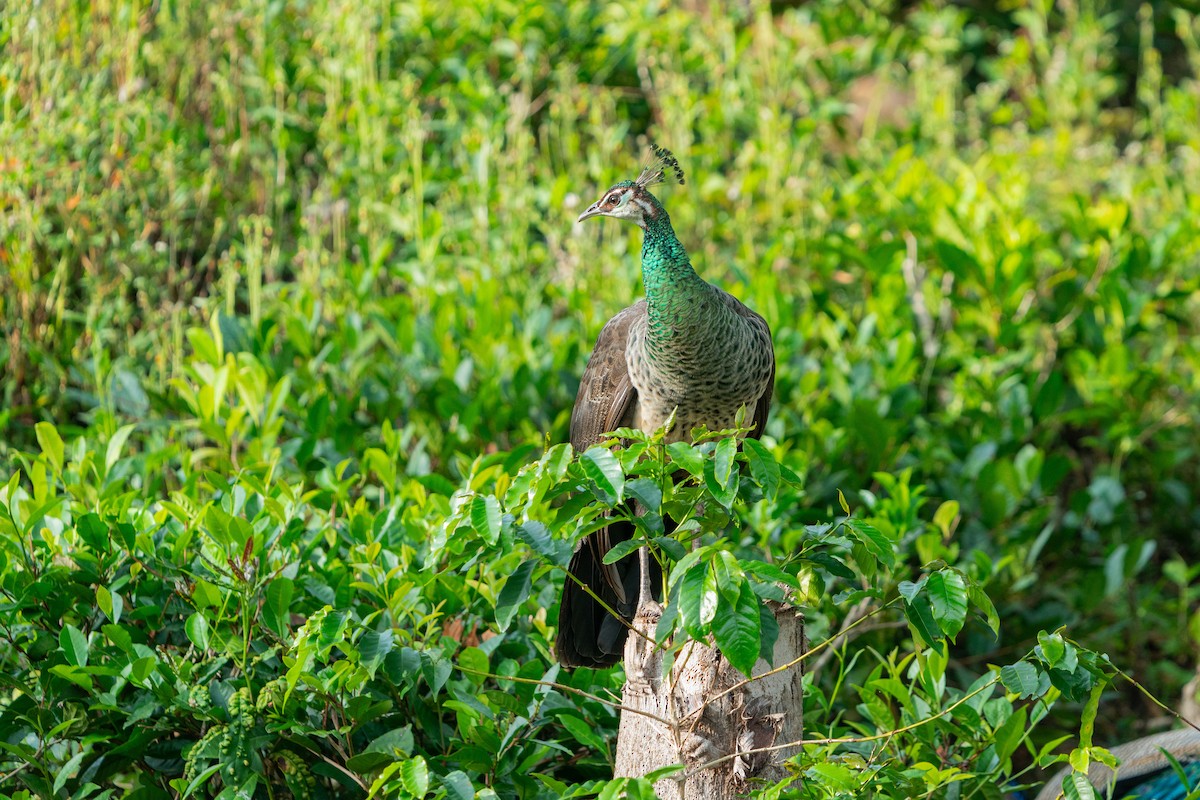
607, 194, 621, 205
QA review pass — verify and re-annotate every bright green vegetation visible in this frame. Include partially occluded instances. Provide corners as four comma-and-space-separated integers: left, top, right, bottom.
2, 0, 1198, 797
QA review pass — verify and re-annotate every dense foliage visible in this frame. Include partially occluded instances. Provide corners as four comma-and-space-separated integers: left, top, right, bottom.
1, 0, 1198, 797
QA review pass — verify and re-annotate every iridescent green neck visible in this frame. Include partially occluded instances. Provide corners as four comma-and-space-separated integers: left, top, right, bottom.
640, 210, 709, 342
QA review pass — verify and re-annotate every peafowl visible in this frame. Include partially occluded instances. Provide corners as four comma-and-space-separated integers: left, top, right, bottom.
555, 146, 775, 668
1032, 728, 1200, 800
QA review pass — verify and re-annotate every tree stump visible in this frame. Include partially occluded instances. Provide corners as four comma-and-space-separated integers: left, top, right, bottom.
614, 602, 805, 799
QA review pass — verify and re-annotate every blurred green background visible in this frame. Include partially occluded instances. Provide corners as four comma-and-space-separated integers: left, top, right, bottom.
1, 0, 1199, 795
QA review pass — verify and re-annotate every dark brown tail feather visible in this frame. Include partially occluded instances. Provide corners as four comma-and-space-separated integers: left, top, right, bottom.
555, 521, 662, 668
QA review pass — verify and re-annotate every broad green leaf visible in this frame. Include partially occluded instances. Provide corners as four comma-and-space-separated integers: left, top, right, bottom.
263, 577, 295, 638
581, 447, 624, 504
97, 585, 123, 624
359, 629, 394, 671
898, 578, 927, 603
703, 455, 739, 509
626, 477, 662, 510
76, 513, 110, 553
49, 664, 92, 690
713, 551, 743, 604
968, 585, 1000, 635
904, 597, 942, 648
35, 422, 64, 472
678, 563, 715, 638
927, 569, 968, 638
847, 520, 895, 567
442, 770, 475, 800
457, 647, 489, 684
712, 437, 736, 485
516, 520, 554, 558
1062, 772, 1097, 800
185, 612, 209, 651
105, 423, 137, 471
60, 624, 88, 667
992, 705, 1027, 767
602, 537, 643, 565
560, 713, 608, 752
319, 610, 348, 651
470, 495, 502, 544
400, 756, 430, 797
933, 500, 960, 536
665, 442, 705, 477
1038, 630, 1066, 666
1000, 661, 1043, 698
713, 580, 761, 677
103, 623, 133, 653
741, 438, 780, 499
52, 750, 85, 794
495, 559, 535, 631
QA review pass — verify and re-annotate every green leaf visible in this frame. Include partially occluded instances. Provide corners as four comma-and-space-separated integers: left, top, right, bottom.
678, 562, 716, 638
105, 423, 137, 471
516, 520, 555, 558
60, 624, 88, 667
495, 559, 535, 631
1038, 630, 1066, 667
400, 755, 430, 797
76, 513, 110, 553
1000, 661, 1044, 698
359, 629, 394, 671
457, 647, 489, 684
582, 446, 625, 504
470, 495, 502, 544
103, 623, 133, 653
49, 664, 93, 690
713, 580, 761, 677
898, 577, 927, 603
442, 770, 475, 800
52, 749, 86, 794
704, 454, 739, 509
713, 551, 743, 604
1062, 772, 1097, 800
712, 437, 736, 485
665, 442, 704, 477
847, 520, 894, 567
932, 499, 959, 537
96, 585, 123, 623
602, 536, 642, 565
35, 422, 64, 472
626, 477, 662, 510
263, 577, 295, 638
185, 612, 209, 651
741, 438, 780, 499
927, 569, 968, 638
837, 489, 850, 515
904, 596, 941, 648
968, 585, 1000, 635
992, 704, 1028, 767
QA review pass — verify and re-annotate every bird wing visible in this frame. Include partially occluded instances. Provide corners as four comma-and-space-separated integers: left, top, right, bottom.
558, 302, 646, 668
726, 293, 775, 440
569, 301, 645, 449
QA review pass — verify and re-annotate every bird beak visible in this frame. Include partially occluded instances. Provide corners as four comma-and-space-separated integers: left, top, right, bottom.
577, 203, 603, 223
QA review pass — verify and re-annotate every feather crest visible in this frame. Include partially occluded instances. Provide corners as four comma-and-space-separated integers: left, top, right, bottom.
636, 144, 686, 189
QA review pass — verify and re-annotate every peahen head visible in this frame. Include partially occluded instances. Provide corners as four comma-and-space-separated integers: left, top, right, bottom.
577, 144, 685, 229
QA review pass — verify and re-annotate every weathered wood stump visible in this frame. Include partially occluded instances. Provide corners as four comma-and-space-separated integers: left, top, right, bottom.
614, 602, 805, 799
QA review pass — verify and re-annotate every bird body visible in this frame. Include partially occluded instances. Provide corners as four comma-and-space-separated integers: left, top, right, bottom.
557, 149, 775, 668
